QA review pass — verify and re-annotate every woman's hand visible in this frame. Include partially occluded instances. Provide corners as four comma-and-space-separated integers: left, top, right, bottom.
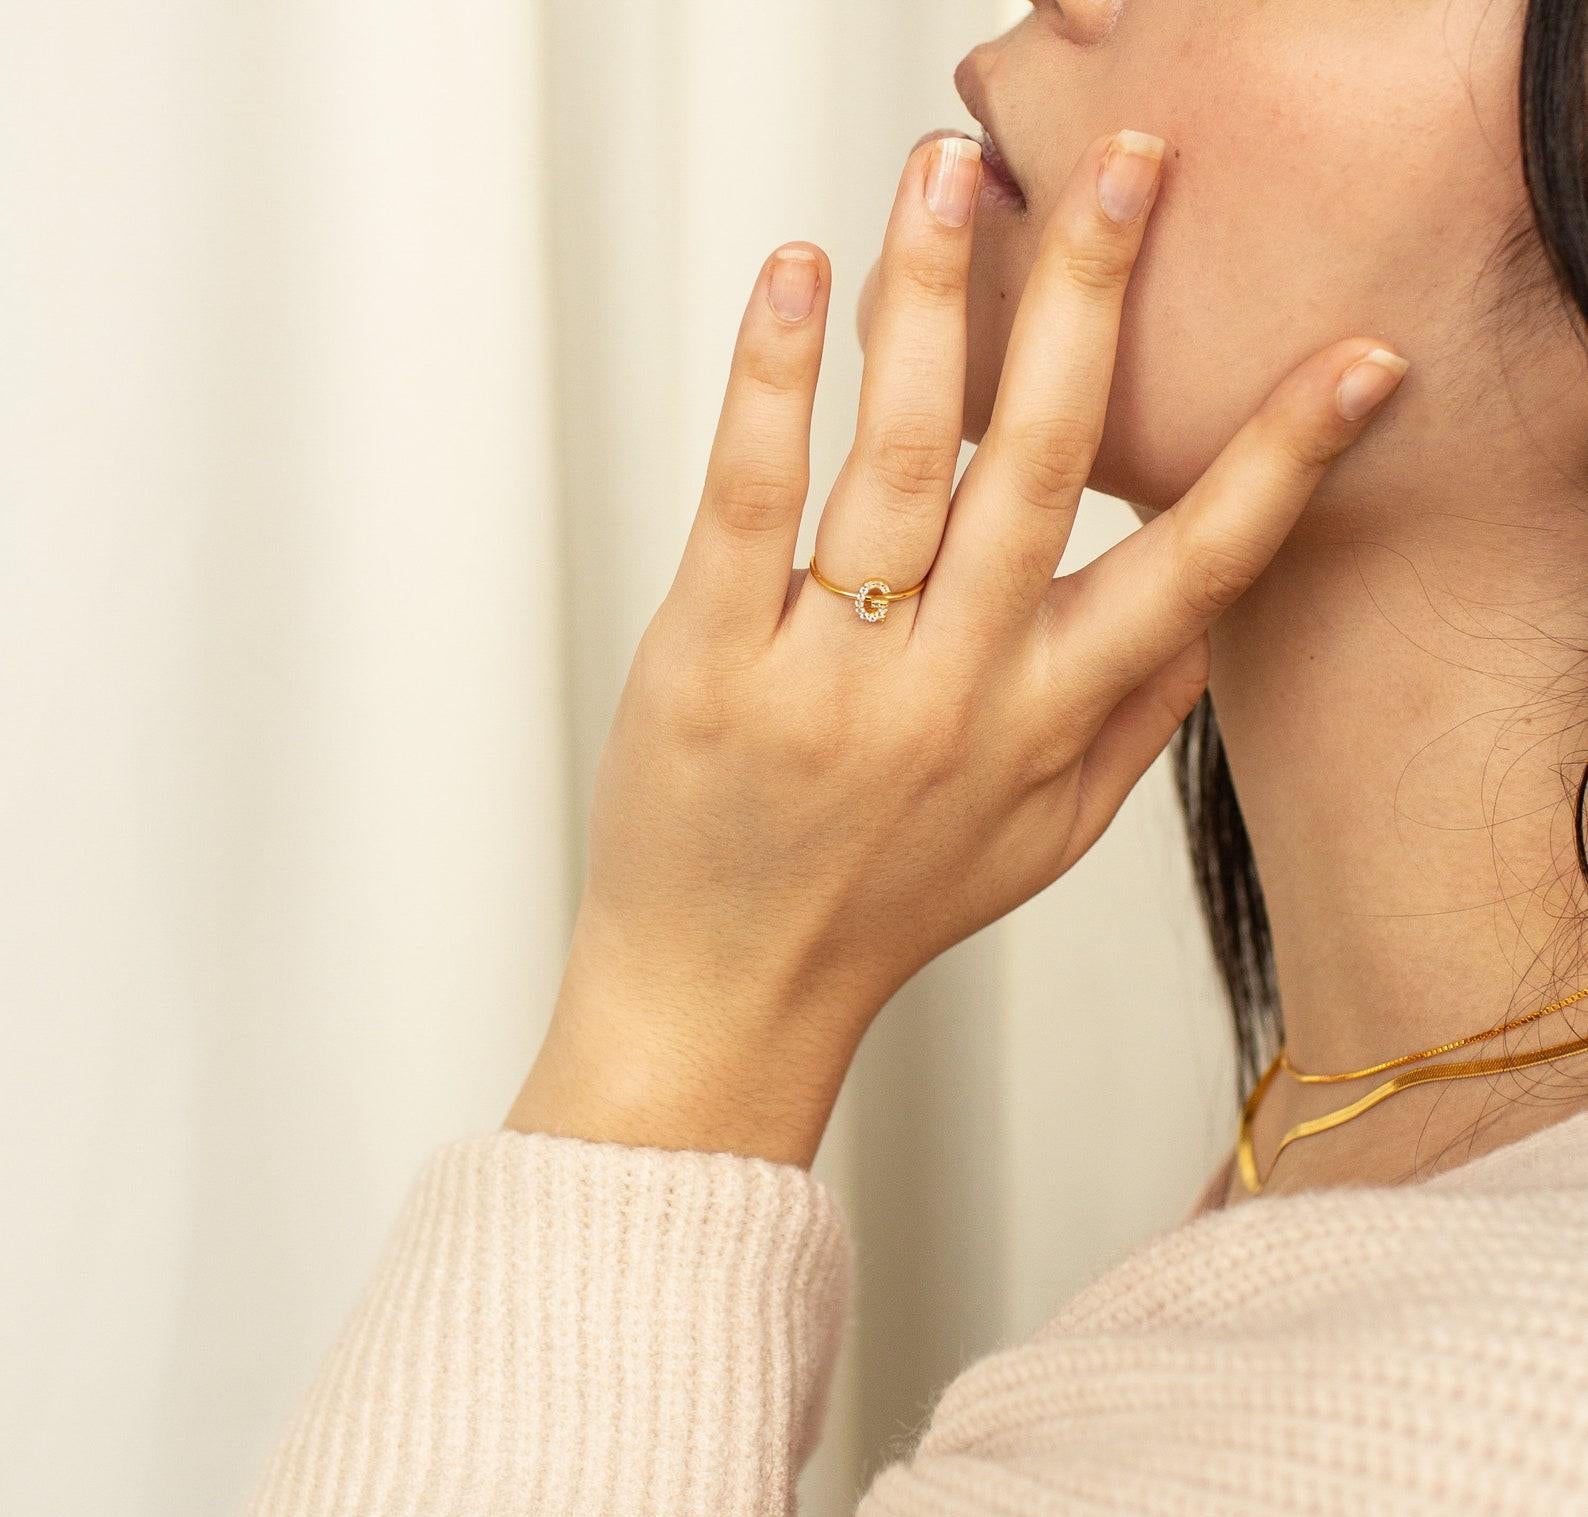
508, 130, 1407, 1166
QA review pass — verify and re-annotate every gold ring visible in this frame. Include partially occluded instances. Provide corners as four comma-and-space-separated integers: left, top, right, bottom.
807, 554, 929, 624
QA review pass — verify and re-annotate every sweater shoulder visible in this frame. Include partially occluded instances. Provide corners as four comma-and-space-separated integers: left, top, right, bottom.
889, 1176, 1588, 1506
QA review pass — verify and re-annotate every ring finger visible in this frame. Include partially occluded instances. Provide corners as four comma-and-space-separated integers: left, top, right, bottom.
800, 134, 983, 629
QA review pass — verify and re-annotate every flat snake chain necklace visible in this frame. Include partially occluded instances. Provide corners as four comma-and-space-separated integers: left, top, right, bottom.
1237, 984, 1588, 1194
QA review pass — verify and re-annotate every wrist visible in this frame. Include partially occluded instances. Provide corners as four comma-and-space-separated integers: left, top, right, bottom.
503, 914, 866, 1168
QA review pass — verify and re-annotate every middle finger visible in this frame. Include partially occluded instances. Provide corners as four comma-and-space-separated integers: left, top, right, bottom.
927, 130, 1165, 633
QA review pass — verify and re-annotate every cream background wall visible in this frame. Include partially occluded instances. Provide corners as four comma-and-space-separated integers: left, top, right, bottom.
0, 2, 1236, 1512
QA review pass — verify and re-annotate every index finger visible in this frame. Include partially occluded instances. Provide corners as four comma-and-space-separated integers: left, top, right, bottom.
924, 130, 1165, 634
673, 242, 833, 651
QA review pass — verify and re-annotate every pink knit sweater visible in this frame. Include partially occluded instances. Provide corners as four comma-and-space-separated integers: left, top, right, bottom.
243, 1108, 1588, 1515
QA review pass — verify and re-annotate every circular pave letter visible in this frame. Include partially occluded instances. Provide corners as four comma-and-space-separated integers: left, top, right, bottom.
855, 579, 891, 623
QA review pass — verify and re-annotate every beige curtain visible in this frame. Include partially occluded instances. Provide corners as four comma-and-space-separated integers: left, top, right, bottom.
0, 3, 1235, 1512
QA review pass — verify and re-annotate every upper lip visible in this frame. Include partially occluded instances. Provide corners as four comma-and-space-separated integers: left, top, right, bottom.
954, 56, 1022, 195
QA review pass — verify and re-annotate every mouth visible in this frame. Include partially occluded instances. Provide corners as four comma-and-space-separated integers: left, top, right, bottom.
972, 126, 1025, 210
952, 61, 1026, 212
910, 125, 1026, 214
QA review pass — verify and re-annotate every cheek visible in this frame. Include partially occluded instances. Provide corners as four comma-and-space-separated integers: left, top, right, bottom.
1089, 31, 1520, 507
958, 3, 1522, 509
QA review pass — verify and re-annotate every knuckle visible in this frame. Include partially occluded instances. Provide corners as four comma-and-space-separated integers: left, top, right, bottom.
1058, 236, 1135, 295
1175, 534, 1266, 620
995, 415, 1095, 503
711, 455, 806, 535
885, 248, 968, 304
1272, 417, 1345, 475
864, 415, 955, 500
736, 341, 809, 397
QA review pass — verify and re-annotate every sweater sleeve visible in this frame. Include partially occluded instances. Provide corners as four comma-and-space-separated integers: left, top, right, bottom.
241, 1130, 853, 1517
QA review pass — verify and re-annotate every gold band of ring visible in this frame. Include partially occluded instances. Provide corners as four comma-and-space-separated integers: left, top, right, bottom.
807, 554, 929, 624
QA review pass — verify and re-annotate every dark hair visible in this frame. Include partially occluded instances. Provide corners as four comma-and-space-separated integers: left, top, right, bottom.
1172, 0, 1588, 1102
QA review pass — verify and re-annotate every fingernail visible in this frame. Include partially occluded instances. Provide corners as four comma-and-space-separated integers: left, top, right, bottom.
926, 136, 982, 228
768, 247, 820, 322
1335, 348, 1410, 420
1097, 131, 1165, 224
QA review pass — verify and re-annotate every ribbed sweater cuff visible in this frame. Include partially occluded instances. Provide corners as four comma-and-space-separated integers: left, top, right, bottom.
245, 1130, 854, 1517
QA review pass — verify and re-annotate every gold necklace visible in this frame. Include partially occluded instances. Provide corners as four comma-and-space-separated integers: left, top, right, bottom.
1237, 985, 1588, 1194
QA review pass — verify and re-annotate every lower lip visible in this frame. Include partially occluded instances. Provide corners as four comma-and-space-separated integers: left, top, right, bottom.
911, 127, 1025, 212
976, 133, 1025, 211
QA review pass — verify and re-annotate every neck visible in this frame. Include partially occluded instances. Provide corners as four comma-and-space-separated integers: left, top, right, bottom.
1203, 472, 1588, 1190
